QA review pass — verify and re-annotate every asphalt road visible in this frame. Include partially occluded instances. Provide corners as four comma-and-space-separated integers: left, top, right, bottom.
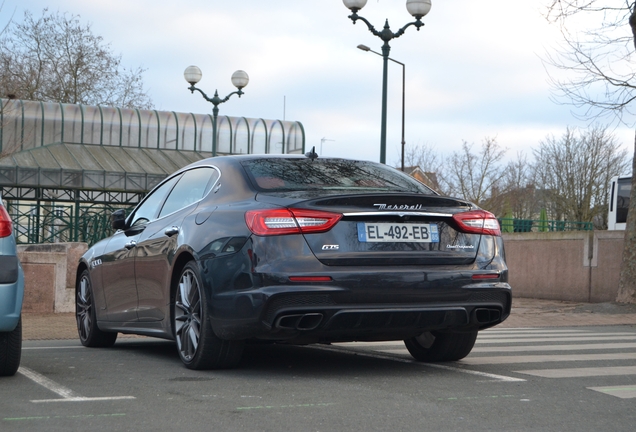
2, 325, 636, 431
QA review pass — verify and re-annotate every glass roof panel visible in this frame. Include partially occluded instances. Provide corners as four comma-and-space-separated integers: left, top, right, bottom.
121, 148, 165, 175
63, 144, 104, 171
169, 150, 201, 167
30, 147, 60, 169
48, 144, 82, 170
8, 151, 38, 168
103, 146, 143, 173
141, 149, 182, 174
84, 145, 125, 172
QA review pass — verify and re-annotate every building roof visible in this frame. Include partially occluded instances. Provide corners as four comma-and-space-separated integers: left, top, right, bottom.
0, 142, 212, 192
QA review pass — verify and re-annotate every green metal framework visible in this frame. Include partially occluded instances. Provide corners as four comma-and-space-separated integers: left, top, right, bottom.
499, 218, 594, 233
5, 201, 135, 246
0, 98, 306, 245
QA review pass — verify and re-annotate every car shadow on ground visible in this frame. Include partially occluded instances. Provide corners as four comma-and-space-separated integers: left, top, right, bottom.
108, 338, 418, 378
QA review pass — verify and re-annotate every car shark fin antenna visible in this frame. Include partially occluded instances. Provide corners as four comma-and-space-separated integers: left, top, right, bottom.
305, 146, 319, 161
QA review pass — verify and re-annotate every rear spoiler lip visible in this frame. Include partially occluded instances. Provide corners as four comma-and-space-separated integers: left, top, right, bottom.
342, 211, 454, 218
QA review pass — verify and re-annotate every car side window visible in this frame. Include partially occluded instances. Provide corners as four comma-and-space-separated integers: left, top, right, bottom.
158, 167, 219, 218
130, 175, 182, 227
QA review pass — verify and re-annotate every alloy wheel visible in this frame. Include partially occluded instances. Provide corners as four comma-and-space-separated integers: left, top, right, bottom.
174, 268, 202, 362
76, 274, 93, 342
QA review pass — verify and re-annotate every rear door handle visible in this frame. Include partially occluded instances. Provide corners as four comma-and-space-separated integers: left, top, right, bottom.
165, 226, 180, 237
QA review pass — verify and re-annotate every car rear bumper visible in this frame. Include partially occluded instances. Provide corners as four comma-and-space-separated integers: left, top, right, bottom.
0, 264, 25, 332
209, 280, 511, 342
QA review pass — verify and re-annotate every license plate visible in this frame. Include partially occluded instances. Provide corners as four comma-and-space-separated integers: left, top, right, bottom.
357, 222, 439, 243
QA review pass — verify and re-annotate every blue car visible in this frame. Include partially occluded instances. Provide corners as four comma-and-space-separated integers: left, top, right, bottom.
0, 198, 24, 377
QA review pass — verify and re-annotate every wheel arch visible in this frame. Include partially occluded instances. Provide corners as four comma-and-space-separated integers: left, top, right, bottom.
169, 250, 196, 336
76, 261, 89, 286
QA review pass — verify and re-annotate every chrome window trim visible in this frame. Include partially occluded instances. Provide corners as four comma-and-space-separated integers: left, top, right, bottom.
130, 165, 222, 225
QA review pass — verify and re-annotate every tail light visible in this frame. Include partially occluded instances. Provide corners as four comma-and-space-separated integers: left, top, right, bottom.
0, 205, 13, 238
453, 210, 501, 236
472, 273, 500, 280
245, 208, 342, 236
289, 276, 333, 282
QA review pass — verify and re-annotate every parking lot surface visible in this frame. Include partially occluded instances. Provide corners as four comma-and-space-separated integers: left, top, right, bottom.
2, 298, 635, 431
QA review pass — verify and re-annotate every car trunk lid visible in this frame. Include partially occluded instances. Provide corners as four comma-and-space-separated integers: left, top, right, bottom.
253, 193, 490, 266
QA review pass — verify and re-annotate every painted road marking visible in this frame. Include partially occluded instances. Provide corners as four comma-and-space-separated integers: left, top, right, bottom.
18, 367, 136, 403
3, 413, 127, 422
515, 366, 636, 378
475, 336, 636, 344
459, 352, 636, 365
587, 385, 636, 399
472, 343, 636, 353
237, 403, 337, 410
310, 345, 526, 382
483, 329, 584, 334
478, 332, 635, 339
22, 346, 84, 350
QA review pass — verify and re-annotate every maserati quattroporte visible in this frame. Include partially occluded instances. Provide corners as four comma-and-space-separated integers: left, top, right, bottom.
76, 154, 511, 369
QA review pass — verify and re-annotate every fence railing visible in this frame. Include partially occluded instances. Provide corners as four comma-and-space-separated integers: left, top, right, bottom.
7, 202, 135, 246
499, 218, 593, 233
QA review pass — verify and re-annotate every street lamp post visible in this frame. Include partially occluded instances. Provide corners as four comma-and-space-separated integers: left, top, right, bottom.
357, 44, 405, 171
184, 66, 249, 156
343, 0, 431, 165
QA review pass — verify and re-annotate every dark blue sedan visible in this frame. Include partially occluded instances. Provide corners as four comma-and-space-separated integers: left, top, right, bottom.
76, 155, 511, 369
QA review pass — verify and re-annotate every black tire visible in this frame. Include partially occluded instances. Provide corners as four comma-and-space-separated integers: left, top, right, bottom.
173, 262, 244, 370
0, 316, 22, 377
404, 330, 478, 362
76, 269, 117, 348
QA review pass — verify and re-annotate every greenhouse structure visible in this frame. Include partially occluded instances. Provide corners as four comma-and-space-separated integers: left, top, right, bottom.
0, 98, 306, 245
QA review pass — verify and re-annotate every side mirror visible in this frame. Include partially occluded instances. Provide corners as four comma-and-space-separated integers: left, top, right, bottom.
111, 209, 127, 230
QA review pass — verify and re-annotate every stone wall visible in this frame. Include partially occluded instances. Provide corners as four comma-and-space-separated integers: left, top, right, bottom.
502, 231, 624, 302
17, 243, 88, 313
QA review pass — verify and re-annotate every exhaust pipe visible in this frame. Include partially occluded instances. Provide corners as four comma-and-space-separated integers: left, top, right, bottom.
275, 313, 324, 331
297, 313, 323, 331
473, 308, 501, 324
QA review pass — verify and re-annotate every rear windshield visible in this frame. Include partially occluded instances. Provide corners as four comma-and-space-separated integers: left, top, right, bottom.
241, 158, 435, 194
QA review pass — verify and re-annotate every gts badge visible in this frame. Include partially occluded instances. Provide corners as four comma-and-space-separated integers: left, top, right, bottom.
322, 245, 340, 250
90, 259, 102, 269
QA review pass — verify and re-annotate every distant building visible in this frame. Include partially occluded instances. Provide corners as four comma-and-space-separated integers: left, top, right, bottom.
403, 166, 440, 192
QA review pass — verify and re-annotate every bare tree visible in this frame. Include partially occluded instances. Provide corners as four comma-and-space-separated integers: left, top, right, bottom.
400, 142, 443, 174
500, 152, 540, 220
445, 137, 508, 211
0, 9, 152, 109
545, 1, 636, 303
0, 1, 13, 36
397, 142, 449, 194
533, 126, 628, 225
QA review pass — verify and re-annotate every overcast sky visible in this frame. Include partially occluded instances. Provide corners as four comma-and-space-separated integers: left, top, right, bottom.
5, 0, 634, 166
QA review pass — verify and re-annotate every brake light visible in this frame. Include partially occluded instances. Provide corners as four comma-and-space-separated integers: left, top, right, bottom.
472, 274, 500, 280
245, 209, 342, 236
453, 210, 501, 236
0, 206, 13, 238
289, 276, 333, 282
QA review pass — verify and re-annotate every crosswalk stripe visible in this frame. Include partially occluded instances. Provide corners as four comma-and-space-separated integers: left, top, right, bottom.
587, 385, 636, 399
476, 336, 636, 344
483, 329, 584, 334
478, 332, 634, 339
459, 352, 636, 365
515, 366, 636, 378
472, 342, 636, 353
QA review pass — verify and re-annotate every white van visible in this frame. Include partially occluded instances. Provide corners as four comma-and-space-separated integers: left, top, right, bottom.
608, 176, 631, 230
